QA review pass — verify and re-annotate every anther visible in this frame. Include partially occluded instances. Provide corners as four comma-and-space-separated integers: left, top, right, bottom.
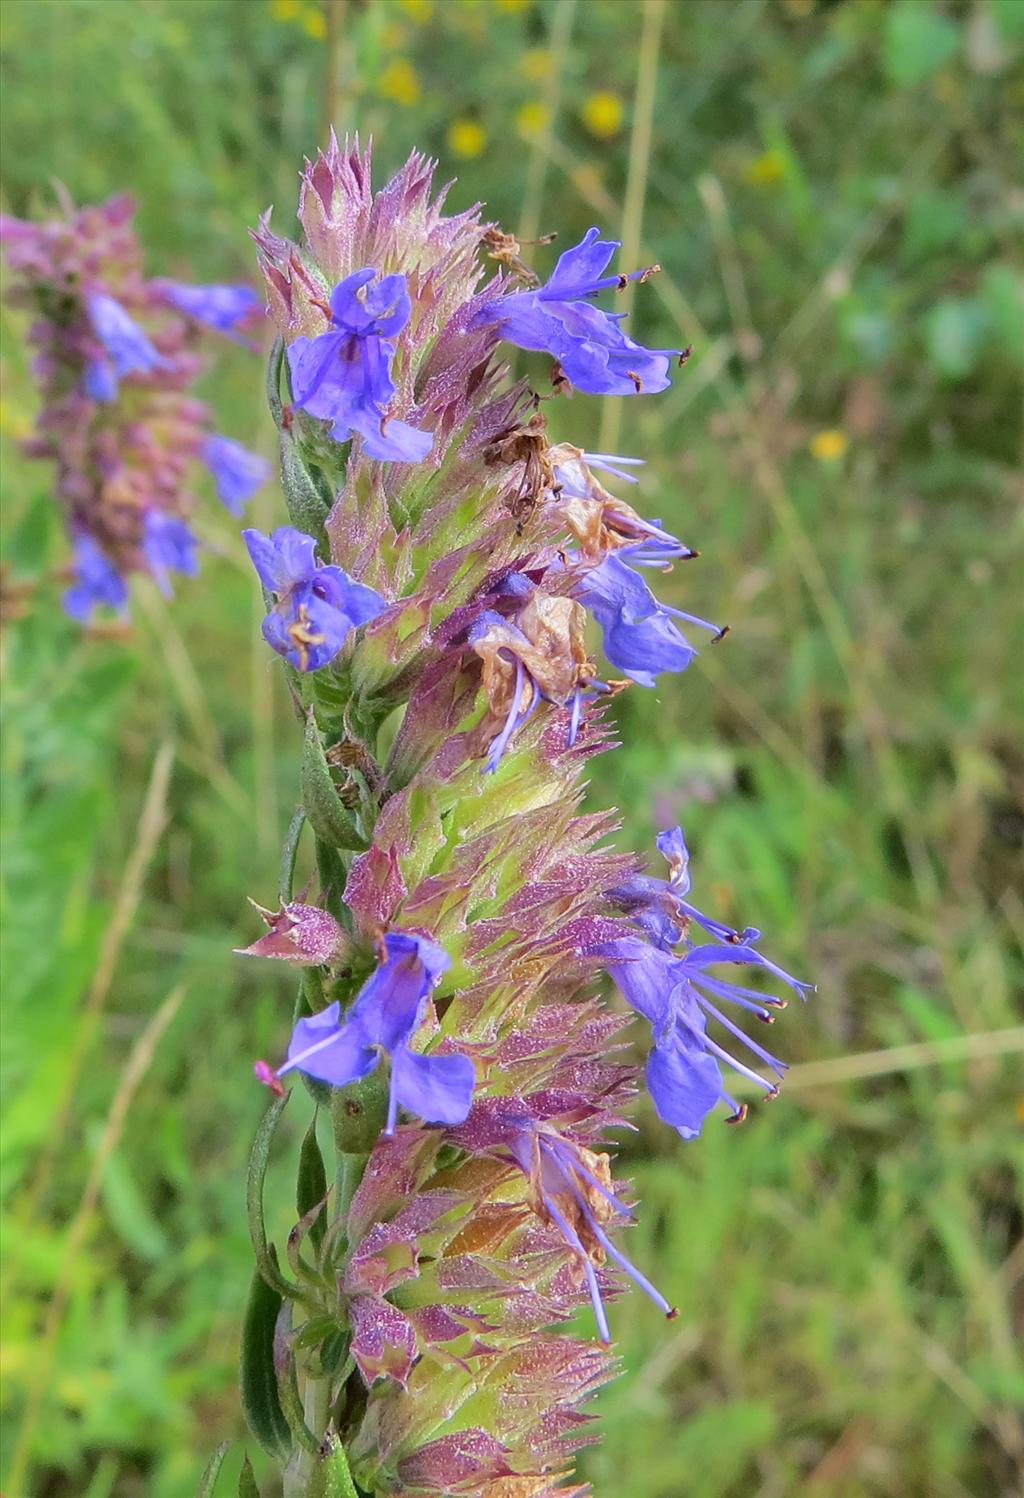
627, 371, 643, 393
678, 344, 694, 367
725, 1103, 749, 1126
712, 625, 731, 643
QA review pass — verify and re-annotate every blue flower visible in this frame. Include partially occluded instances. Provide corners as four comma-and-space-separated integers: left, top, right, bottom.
158, 281, 263, 335
142, 511, 199, 595
601, 934, 812, 1139
287, 269, 432, 463
611, 825, 760, 950
85, 293, 163, 398
259, 932, 475, 1135
505, 1120, 676, 1344
472, 228, 678, 397
243, 524, 386, 672
574, 553, 725, 687
63, 534, 129, 622
203, 434, 271, 516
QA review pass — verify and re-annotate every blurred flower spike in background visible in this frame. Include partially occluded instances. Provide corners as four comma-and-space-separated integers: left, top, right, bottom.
0, 193, 268, 624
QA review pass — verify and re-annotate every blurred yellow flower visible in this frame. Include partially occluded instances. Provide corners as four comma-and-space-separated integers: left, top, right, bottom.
516, 100, 550, 138
379, 57, 422, 106
781, 0, 815, 15
0, 397, 33, 441
399, 0, 434, 19
302, 6, 327, 39
497, 0, 530, 10
745, 149, 785, 186
270, 0, 301, 18
447, 118, 488, 158
582, 90, 624, 139
520, 46, 553, 80
810, 429, 849, 462
380, 21, 408, 48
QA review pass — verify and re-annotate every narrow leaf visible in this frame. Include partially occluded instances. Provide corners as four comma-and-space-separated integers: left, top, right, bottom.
279, 805, 307, 904
246, 1091, 295, 1297
281, 427, 332, 548
240, 1257, 292, 1462
297, 1113, 328, 1252
194, 1443, 230, 1498
274, 1299, 320, 1453
237, 1454, 261, 1498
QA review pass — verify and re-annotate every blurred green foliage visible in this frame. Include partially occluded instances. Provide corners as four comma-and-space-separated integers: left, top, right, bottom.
1, 1, 1021, 1495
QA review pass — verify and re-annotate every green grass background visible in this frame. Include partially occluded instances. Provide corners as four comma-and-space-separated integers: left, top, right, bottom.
1, 1, 1022, 1495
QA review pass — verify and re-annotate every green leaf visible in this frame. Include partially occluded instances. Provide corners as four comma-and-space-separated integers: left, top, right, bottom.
991, 0, 1024, 42
237, 1453, 261, 1498
980, 263, 1024, 362
96, 1133, 170, 1262
297, 1112, 328, 1252
246, 1091, 295, 1297
194, 1443, 231, 1498
272, 1298, 320, 1453
924, 296, 989, 378
301, 714, 369, 851
5, 490, 52, 571
240, 1257, 292, 1462
279, 805, 307, 904
265, 336, 286, 427
883, 4, 959, 86
280, 427, 332, 550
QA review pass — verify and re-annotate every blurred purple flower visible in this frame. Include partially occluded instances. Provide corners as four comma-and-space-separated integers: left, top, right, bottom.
157, 280, 263, 334
203, 434, 271, 515
142, 510, 199, 594
287, 269, 432, 462
243, 524, 386, 672
473, 227, 677, 397
63, 534, 129, 622
257, 931, 475, 1134
85, 292, 163, 397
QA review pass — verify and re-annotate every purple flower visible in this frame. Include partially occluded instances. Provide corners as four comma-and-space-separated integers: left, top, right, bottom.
287, 269, 433, 463
157, 280, 263, 334
85, 292, 163, 398
472, 228, 677, 397
256, 931, 475, 1135
575, 553, 725, 687
601, 934, 812, 1138
243, 524, 386, 672
142, 510, 199, 594
504, 1119, 676, 1344
612, 825, 759, 950
203, 434, 271, 515
63, 534, 129, 622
